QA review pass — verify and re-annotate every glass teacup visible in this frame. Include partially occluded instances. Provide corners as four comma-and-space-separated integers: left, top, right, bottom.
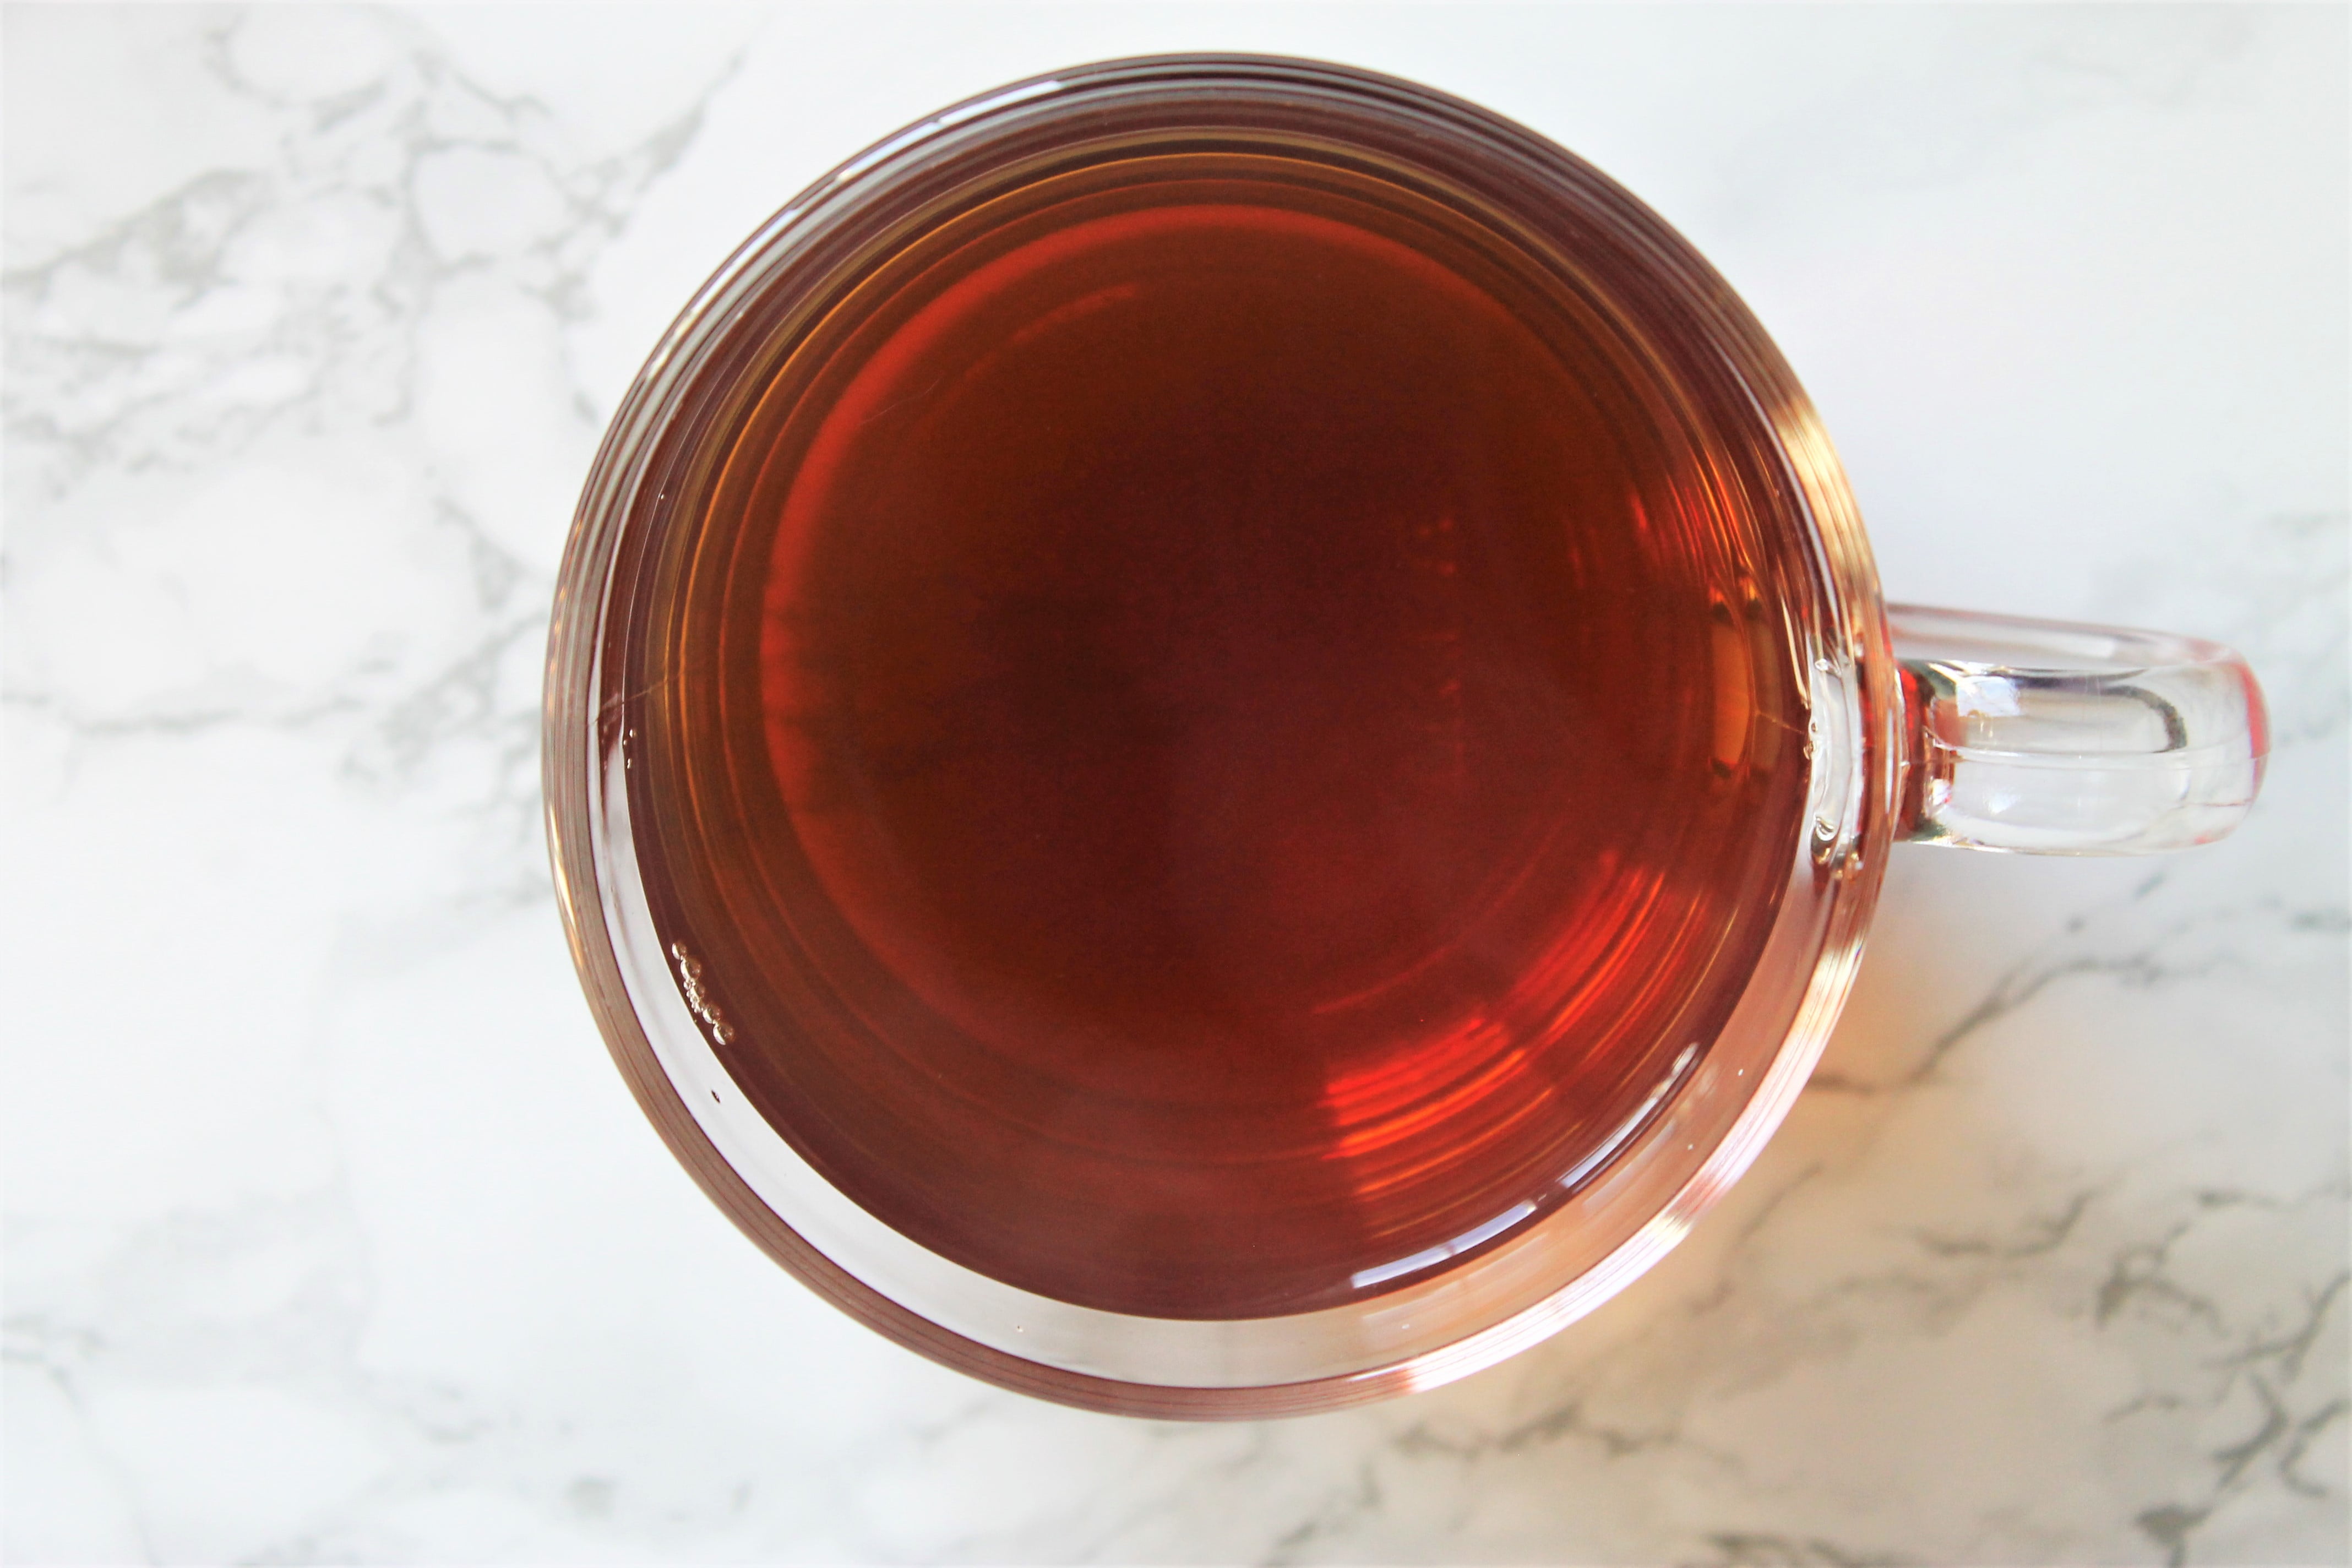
543, 56, 2266, 1417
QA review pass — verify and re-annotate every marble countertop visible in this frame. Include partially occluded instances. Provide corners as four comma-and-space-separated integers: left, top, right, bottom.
6, 6, 2344, 1563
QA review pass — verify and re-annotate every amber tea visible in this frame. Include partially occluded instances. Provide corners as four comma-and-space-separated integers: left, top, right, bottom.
618, 151, 1809, 1321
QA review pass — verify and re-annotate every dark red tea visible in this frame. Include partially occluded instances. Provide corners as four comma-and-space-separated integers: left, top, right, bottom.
624, 153, 1806, 1319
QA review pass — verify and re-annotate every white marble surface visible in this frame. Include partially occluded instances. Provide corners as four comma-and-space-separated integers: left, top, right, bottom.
5, 6, 2345, 1563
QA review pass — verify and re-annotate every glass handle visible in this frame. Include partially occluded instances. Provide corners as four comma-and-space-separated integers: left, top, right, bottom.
1890, 604, 2269, 854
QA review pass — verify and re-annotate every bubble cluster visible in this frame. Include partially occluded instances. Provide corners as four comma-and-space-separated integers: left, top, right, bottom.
668, 940, 735, 1045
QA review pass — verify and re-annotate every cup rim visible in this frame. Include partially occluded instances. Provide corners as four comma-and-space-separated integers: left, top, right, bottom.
543, 52, 1901, 1417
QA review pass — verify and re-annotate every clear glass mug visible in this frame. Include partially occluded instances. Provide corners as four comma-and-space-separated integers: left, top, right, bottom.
543, 56, 2268, 1418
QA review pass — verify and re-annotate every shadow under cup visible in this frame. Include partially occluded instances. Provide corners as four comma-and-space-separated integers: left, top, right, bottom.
549, 57, 1896, 1414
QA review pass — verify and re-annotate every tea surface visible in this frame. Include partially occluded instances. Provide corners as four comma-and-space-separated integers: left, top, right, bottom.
630, 158, 1805, 1318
